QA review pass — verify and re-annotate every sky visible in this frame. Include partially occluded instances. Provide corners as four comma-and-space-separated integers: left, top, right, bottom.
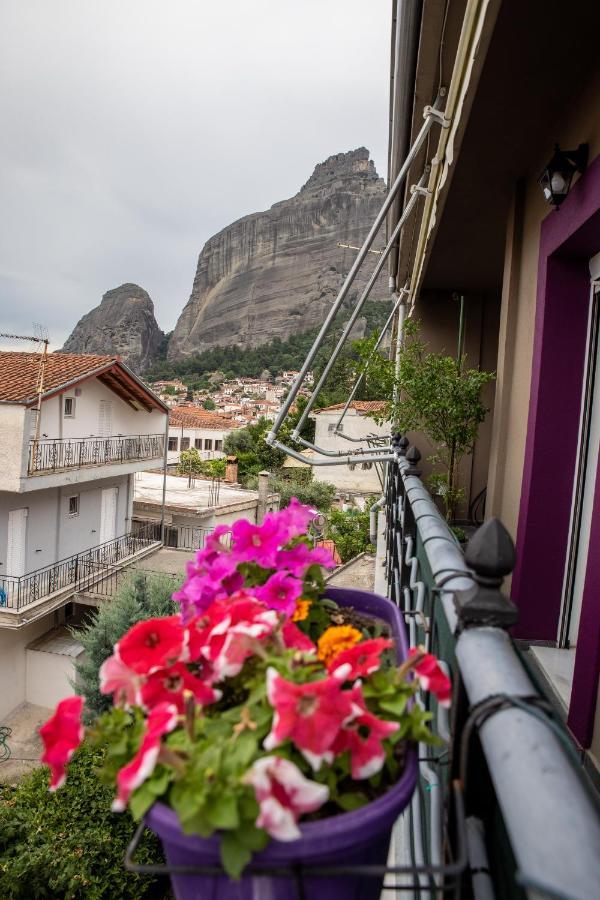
0, 0, 391, 351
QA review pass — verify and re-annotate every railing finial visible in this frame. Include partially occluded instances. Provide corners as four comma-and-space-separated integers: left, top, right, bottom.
405, 444, 422, 475
457, 517, 518, 629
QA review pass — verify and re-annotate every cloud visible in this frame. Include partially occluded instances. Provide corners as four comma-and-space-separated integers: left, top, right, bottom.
0, 0, 390, 349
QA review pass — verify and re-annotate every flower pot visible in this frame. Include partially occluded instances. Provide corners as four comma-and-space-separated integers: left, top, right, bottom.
145, 587, 418, 900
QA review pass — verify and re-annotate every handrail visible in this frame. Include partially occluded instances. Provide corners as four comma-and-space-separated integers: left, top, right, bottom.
27, 433, 165, 475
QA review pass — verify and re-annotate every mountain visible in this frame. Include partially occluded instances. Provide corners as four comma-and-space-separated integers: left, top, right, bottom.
61, 283, 164, 373
168, 147, 388, 360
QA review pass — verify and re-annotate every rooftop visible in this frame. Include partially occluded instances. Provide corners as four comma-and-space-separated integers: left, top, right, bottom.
134, 471, 256, 510
169, 406, 242, 431
314, 401, 387, 414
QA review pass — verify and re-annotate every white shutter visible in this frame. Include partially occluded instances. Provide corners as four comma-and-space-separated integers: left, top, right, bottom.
99, 488, 118, 544
7, 508, 28, 577
98, 401, 113, 437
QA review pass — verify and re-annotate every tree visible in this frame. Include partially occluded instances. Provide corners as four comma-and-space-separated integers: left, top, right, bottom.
177, 447, 205, 477
326, 508, 373, 563
202, 397, 216, 410
246, 473, 336, 512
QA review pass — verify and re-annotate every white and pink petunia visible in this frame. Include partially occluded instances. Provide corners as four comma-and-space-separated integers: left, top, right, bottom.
39, 696, 85, 791
243, 755, 329, 841
99, 654, 141, 707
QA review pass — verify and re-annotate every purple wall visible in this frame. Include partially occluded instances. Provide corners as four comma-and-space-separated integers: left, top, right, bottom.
512, 153, 600, 746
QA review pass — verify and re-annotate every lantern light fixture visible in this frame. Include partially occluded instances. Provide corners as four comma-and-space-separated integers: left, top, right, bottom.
539, 143, 588, 208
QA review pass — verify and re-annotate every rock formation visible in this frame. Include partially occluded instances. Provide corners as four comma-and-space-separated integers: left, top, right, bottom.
168, 148, 388, 359
61, 283, 164, 373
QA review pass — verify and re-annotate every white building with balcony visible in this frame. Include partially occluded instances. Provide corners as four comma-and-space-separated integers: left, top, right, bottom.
167, 406, 241, 466
0, 351, 168, 720
310, 402, 388, 495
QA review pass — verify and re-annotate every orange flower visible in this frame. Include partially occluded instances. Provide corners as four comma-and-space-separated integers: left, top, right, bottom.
317, 625, 362, 666
292, 599, 312, 622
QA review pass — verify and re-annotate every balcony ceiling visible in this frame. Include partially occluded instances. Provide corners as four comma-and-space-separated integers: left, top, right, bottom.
422, 0, 600, 293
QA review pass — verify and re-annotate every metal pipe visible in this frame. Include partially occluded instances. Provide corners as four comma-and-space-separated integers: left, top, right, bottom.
266, 101, 445, 449
159, 414, 169, 543
292, 172, 429, 439
269, 437, 396, 467
369, 495, 385, 544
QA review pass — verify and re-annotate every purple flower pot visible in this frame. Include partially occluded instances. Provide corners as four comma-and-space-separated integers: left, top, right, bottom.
145, 587, 417, 900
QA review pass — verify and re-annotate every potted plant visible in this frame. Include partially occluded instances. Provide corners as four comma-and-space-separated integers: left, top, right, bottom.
39, 500, 450, 900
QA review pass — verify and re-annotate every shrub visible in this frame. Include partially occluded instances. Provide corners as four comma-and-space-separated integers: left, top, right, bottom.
326, 508, 373, 563
74, 573, 177, 718
0, 743, 164, 899
246, 474, 336, 512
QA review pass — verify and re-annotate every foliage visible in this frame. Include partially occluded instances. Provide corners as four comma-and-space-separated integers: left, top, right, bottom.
247, 473, 336, 512
326, 508, 374, 563
177, 449, 226, 480
0, 743, 164, 899
358, 321, 495, 521
202, 397, 216, 410
74, 573, 177, 718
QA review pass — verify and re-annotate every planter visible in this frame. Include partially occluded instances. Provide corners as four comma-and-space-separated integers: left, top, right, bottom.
145, 586, 418, 900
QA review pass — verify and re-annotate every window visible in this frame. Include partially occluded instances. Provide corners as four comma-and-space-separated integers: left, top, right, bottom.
328, 422, 343, 433
195, 438, 202, 449
64, 397, 75, 418
180, 437, 190, 451
68, 495, 80, 517
215, 439, 223, 452
204, 438, 213, 451
168, 437, 178, 451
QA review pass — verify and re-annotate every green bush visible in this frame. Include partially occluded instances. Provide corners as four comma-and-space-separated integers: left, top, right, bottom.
326, 508, 374, 563
0, 743, 165, 899
246, 474, 336, 512
74, 573, 177, 718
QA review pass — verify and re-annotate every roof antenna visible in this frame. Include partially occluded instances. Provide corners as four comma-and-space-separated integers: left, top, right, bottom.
0, 328, 50, 442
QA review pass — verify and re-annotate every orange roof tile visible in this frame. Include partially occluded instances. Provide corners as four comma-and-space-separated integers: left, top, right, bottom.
169, 406, 242, 431
0, 351, 117, 403
315, 401, 387, 414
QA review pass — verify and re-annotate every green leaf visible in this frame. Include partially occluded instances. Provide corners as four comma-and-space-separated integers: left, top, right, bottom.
205, 794, 240, 830
379, 695, 408, 716
128, 783, 158, 821
336, 792, 369, 811
220, 831, 252, 880
235, 823, 269, 852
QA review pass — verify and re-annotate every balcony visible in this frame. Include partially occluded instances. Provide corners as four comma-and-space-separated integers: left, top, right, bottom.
0, 524, 161, 617
27, 434, 165, 476
379, 452, 600, 898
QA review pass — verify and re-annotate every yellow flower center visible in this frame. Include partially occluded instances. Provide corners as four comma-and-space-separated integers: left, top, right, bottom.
317, 625, 362, 666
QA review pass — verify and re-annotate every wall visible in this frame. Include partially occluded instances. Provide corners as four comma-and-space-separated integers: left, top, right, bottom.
167, 424, 228, 465
312, 411, 388, 493
26, 646, 84, 709
0, 613, 54, 720
0, 405, 28, 492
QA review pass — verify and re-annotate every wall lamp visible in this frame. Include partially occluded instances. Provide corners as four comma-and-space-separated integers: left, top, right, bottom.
539, 143, 588, 208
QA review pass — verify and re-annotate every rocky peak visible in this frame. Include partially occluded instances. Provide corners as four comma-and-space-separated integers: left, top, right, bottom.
61, 283, 164, 373
297, 147, 384, 200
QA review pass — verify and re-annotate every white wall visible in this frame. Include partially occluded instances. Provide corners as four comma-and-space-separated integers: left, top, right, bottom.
26, 646, 84, 709
0, 613, 54, 720
312, 410, 388, 493
0, 405, 28, 492
168, 425, 229, 465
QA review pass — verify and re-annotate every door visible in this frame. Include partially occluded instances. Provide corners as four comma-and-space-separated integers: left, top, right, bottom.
7, 508, 28, 577
561, 255, 600, 646
99, 487, 118, 545
98, 400, 113, 437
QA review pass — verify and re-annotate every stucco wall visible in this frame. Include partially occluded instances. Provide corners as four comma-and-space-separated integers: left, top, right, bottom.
167, 424, 229, 465
0, 614, 54, 720
0, 405, 28, 492
26, 646, 83, 709
312, 411, 387, 493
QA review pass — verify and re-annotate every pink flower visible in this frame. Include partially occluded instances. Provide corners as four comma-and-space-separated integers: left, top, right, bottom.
140, 663, 221, 713
408, 647, 452, 707
173, 555, 244, 621
112, 702, 178, 812
40, 696, 84, 790
329, 638, 394, 681
264, 668, 354, 769
254, 572, 303, 617
117, 616, 186, 674
281, 621, 316, 654
264, 498, 315, 544
331, 685, 399, 779
243, 756, 329, 841
99, 654, 141, 707
231, 517, 281, 568
276, 542, 336, 577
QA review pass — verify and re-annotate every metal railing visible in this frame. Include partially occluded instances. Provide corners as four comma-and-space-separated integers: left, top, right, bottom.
27, 433, 165, 475
382, 449, 600, 898
0, 523, 160, 612
81, 564, 182, 600
133, 520, 232, 552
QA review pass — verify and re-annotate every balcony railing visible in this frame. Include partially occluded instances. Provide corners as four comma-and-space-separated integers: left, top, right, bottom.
27, 434, 165, 475
382, 450, 600, 898
0, 523, 160, 612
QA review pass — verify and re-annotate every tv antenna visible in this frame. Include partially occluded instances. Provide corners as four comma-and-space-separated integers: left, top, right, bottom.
0, 329, 50, 441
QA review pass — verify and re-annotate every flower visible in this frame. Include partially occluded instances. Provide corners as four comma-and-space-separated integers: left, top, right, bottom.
264, 668, 354, 769
243, 756, 329, 841
231, 517, 282, 568
140, 663, 221, 713
329, 638, 394, 681
116, 616, 186, 674
173, 554, 244, 621
317, 625, 362, 667
40, 696, 84, 790
99, 654, 141, 707
276, 543, 336, 578
254, 572, 303, 617
112, 703, 178, 812
292, 598, 312, 622
408, 647, 452, 707
332, 685, 399, 779
281, 621, 316, 653
265, 499, 315, 544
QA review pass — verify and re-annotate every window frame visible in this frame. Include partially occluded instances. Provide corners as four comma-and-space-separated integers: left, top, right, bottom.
168, 437, 179, 452
63, 396, 75, 418
68, 495, 80, 517
180, 437, 191, 451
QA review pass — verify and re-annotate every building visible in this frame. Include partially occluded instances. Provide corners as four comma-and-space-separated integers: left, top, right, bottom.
310, 402, 388, 495
167, 406, 240, 466
0, 351, 168, 718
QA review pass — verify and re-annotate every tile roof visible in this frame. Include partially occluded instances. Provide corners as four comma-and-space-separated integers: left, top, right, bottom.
0, 351, 117, 404
169, 406, 241, 431
315, 401, 387, 414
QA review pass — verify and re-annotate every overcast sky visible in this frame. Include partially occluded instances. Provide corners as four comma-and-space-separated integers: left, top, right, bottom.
0, 1, 390, 351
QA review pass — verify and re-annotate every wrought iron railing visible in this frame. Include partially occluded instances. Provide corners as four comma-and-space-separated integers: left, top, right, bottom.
382, 446, 600, 898
0, 524, 160, 612
27, 434, 165, 475
134, 520, 231, 552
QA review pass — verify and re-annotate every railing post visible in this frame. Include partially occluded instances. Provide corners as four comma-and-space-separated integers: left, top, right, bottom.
456, 517, 518, 628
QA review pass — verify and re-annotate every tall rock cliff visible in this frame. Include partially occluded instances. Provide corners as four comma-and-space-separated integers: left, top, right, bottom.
61, 283, 164, 373
168, 148, 387, 359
